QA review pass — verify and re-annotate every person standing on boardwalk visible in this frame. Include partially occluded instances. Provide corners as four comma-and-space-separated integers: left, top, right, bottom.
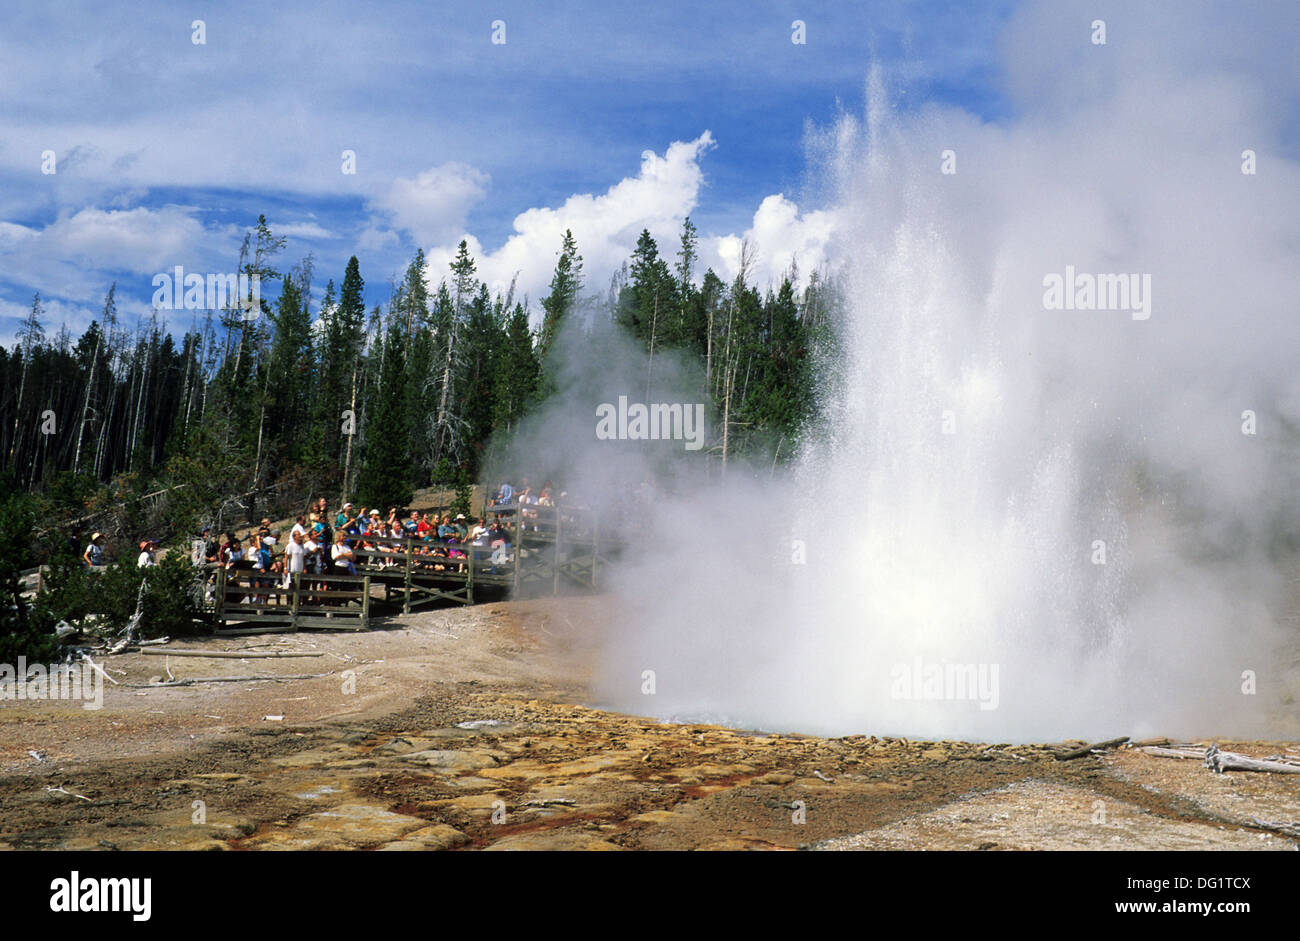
83, 533, 106, 567
284, 529, 306, 587
137, 540, 157, 568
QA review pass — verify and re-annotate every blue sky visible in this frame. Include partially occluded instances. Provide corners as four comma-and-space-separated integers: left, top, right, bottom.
0, 0, 1022, 346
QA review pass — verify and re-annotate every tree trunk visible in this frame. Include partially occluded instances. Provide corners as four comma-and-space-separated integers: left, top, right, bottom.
646, 291, 658, 400
74, 330, 102, 475
342, 360, 358, 502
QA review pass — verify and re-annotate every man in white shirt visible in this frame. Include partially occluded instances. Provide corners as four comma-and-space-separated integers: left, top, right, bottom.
284, 530, 306, 587
137, 540, 157, 567
303, 531, 321, 574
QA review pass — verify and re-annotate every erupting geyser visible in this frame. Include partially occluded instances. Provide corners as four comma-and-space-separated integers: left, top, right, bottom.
589, 8, 1300, 742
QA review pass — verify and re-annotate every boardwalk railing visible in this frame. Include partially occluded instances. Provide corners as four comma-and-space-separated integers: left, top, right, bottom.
209, 502, 619, 628
214, 568, 370, 634
342, 502, 614, 612
349, 533, 511, 612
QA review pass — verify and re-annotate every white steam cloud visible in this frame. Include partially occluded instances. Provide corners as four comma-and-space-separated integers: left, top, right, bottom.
529, 1, 1300, 743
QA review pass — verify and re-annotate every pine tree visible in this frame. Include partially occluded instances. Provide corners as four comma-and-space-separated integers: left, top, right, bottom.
459, 282, 503, 478
356, 306, 413, 510
433, 241, 477, 466
494, 303, 540, 433
538, 229, 582, 362
8, 294, 45, 479
263, 275, 313, 471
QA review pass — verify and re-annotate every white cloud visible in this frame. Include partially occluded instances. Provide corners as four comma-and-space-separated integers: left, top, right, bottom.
425, 133, 717, 305
369, 163, 490, 248
708, 194, 837, 290
275, 221, 335, 240
0, 294, 99, 350
0, 205, 217, 302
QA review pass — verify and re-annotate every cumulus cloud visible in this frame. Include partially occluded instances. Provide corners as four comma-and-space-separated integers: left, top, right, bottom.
369, 163, 490, 249
424, 133, 717, 302
708, 193, 837, 289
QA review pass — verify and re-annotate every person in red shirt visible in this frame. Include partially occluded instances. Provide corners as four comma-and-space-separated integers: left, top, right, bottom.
416, 512, 434, 536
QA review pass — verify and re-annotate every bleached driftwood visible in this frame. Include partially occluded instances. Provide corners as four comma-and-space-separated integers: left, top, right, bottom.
80, 655, 120, 686
123, 672, 331, 688
1055, 736, 1130, 760
45, 785, 92, 802
1205, 743, 1300, 774
139, 649, 323, 659
1137, 745, 1206, 760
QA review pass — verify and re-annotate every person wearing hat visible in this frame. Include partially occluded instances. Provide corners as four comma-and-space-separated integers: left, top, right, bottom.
137, 540, 157, 568
454, 514, 468, 540
335, 502, 354, 530
83, 533, 106, 567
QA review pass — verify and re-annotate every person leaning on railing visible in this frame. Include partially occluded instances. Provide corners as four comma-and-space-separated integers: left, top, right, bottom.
331, 530, 357, 576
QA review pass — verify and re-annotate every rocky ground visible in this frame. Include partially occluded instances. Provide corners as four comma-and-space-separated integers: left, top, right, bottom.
1, 597, 1297, 851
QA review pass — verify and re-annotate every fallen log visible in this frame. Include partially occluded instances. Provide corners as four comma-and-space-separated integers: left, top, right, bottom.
1137, 746, 1205, 760
139, 649, 323, 659
1205, 743, 1300, 774
123, 672, 331, 688
1055, 736, 1130, 760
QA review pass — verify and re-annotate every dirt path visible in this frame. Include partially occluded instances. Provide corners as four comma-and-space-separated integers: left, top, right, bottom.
1, 598, 1296, 851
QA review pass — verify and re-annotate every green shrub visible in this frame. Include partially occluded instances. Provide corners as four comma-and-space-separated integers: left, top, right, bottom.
0, 486, 60, 663
33, 547, 204, 640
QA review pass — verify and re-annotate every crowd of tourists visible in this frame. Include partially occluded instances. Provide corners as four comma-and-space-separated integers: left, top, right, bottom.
78, 478, 563, 588
186, 479, 564, 587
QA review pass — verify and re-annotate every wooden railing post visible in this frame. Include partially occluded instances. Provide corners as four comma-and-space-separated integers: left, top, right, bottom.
513, 506, 522, 595
467, 536, 474, 604
403, 537, 412, 615
553, 508, 561, 596
362, 575, 370, 627
215, 566, 226, 628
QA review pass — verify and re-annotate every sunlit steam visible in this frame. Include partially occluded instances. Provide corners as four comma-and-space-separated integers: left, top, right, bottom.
541, 4, 1300, 743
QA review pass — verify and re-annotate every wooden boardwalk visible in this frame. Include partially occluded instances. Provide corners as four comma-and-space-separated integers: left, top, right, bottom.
213, 503, 616, 631
214, 570, 370, 635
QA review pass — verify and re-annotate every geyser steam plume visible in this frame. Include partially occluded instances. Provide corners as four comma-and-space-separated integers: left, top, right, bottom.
553, 2, 1300, 742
